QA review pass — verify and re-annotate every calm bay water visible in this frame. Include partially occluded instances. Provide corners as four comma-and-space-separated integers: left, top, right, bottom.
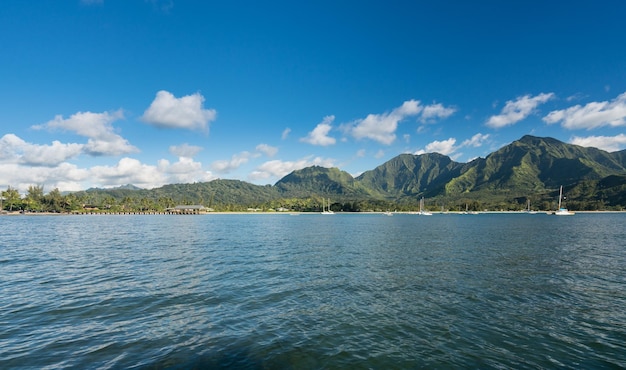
1, 213, 625, 369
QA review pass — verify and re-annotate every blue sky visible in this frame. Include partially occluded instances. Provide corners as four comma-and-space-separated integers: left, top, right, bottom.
2, 1, 626, 192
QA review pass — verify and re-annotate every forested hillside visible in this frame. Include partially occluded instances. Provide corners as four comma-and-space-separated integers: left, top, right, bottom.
4, 136, 626, 213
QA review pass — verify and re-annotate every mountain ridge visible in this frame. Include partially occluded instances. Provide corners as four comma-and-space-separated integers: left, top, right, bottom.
74, 135, 626, 211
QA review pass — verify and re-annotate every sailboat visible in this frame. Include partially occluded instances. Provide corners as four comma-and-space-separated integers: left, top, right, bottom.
554, 186, 574, 216
525, 199, 538, 214
321, 198, 335, 215
417, 197, 432, 216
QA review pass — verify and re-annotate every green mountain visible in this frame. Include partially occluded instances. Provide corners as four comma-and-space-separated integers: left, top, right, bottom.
74, 135, 626, 211
274, 135, 626, 210
274, 166, 370, 197
355, 153, 463, 198
444, 135, 626, 195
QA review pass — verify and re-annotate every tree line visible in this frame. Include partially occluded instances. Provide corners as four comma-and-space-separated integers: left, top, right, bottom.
1, 185, 180, 213
2, 184, 623, 214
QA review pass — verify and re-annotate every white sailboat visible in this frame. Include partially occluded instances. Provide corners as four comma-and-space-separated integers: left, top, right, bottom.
417, 197, 432, 216
525, 199, 538, 214
321, 198, 335, 215
554, 186, 574, 216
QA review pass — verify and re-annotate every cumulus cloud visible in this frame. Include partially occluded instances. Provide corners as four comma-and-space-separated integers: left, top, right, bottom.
35, 110, 121, 138
415, 133, 490, 157
420, 103, 457, 123
158, 157, 215, 184
416, 138, 458, 156
141, 90, 217, 131
210, 151, 253, 173
248, 156, 335, 182
0, 162, 89, 193
461, 133, 490, 148
169, 143, 203, 158
0, 150, 216, 193
486, 93, 554, 128
90, 158, 165, 187
570, 134, 626, 152
256, 144, 278, 157
347, 100, 423, 145
88, 157, 213, 189
33, 110, 138, 156
83, 137, 138, 157
300, 115, 336, 146
0, 134, 84, 166
543, 92, 626, 130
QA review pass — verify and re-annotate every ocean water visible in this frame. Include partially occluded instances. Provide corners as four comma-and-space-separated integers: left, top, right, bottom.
1, 213, 625, 369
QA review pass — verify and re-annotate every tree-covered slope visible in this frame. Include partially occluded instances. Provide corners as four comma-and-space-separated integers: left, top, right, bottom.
355, 153, 463, 198
274, 166, 372, 198
445, 135, 626, 195
68, 135, 626, 211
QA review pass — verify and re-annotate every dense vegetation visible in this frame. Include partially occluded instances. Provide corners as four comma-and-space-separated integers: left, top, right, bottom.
3, 136, 626, 213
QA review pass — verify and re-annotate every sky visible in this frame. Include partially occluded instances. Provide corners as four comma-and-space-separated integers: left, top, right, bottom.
2, 1, 626, 193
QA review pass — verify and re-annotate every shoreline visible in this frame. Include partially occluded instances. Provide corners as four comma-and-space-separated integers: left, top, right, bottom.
2, 210, 626, 216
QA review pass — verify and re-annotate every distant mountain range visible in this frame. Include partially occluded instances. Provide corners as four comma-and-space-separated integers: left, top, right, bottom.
78, 135, 626, 211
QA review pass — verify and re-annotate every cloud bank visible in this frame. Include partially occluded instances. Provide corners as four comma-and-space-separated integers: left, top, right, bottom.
570, 134, 626, 152
544, 92, 626, 130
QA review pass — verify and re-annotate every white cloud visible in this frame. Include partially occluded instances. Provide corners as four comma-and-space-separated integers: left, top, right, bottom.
0, 162, 90, 194
281, 128, 291, 140
461, 133, 490, 148
169, 143, 203, 158
486, 93, 554, 128
158, 157, 215, 184
89, 157, 213, 189
300, 115, 336, 146
210, 151, 252, 173
21, 141, 84, 166
0, 150, 217, 193
570, 134, 626, 152
415, 133, 490, 158
256, 143, 278, 157
35, 110, 122, 138
162, 157, 202, 174
543, 92, 626, 130
248, 156, 335, 181
83, 137, 138, 156
420, 103, 457, 123
141, 90, 217, 131
417, 138, 458, 156
348, 100, 422, 145
89, 158, 166, 188
566, 93, 585, 102
33, 110, 138, 156
0, 134, 84, 166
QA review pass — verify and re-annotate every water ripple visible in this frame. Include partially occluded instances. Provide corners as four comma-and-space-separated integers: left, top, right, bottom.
1, 214, 626, 368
